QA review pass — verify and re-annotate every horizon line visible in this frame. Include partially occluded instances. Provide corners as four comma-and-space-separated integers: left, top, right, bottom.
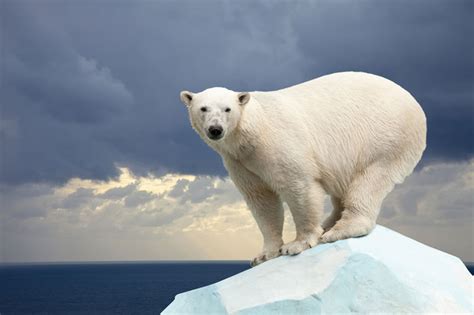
1, 259, 473, 266
0, 259, 251, 266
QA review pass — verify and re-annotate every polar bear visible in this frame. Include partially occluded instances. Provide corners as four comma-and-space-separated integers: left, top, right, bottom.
180, 72, 426, 266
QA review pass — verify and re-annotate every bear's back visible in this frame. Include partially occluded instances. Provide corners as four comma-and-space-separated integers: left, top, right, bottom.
249, 72, 426, 177
251, 71, 425, 135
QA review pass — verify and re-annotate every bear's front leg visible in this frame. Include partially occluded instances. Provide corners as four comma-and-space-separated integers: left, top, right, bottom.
239, 184, 285, 267
280, 181, 325, 255
224, 157, 284, 267
246, 189, 285, 267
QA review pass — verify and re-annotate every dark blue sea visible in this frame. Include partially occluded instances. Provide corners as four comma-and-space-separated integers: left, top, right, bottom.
1, 261, 473, 314
0, 261, 250, 314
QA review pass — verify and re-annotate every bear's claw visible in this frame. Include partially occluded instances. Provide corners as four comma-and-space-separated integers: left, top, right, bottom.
250, 249, 280, 267
279, 240, 312, 256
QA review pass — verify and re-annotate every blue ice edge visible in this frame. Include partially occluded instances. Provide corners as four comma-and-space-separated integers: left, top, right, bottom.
162, 225, 473, 314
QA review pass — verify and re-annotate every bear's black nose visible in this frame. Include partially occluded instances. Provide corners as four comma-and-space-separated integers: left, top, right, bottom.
208, 125, 223, 139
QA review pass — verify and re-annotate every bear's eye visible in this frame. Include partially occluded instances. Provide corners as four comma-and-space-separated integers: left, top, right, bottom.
200, 107, 207, 112
225, 108, 231, 113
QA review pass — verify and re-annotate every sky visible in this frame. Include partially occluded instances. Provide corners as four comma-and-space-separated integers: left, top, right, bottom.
1, 0, 473, 263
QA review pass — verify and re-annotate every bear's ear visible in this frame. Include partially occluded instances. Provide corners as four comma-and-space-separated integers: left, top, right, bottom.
237, 92, 250, 106
180, 90, 194, 106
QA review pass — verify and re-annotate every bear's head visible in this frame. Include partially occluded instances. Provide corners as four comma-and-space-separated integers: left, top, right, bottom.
180, 87, 250, 143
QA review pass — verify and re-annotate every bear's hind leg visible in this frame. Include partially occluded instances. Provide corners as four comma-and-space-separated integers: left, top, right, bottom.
279, 181, 325, 255
319, 163, 396, 243
321, 196, 344, 232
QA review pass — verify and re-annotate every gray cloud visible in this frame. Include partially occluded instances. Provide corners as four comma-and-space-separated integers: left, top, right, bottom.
59, 188, 95, 209
100, 184, 137, 200
0, 183, 53, 219
168, 179, 191, 198
182, 177, 223, 204
124, 190, 156, 208
1, 0, 472, 187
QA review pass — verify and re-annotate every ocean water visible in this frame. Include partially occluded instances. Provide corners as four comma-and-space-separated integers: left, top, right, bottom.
1, 261, 472, 314
0, 261, 250, 314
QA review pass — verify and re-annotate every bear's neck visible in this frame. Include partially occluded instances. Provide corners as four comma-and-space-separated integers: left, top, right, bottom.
218, 99, 267, 160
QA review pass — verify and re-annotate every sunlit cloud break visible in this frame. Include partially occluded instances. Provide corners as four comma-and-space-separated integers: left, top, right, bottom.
1, 160, 472, 263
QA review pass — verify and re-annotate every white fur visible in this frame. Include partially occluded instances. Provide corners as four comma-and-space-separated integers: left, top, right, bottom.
181, 72, 426, 266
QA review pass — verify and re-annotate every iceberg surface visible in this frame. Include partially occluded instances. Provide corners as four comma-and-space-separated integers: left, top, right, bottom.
162, 225, 473, 314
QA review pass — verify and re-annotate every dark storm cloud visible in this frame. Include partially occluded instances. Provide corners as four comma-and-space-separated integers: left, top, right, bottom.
1, 2, 133, 184
1, 0, 473, 185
